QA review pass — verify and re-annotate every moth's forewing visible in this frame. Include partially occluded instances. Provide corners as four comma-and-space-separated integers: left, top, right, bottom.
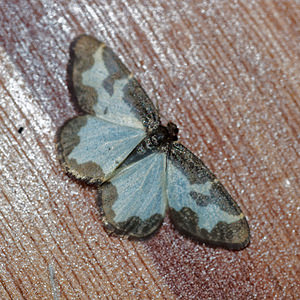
167, 143, 250, 250
100, 151, 167, 237
57, 35, 160, 184
69, 35, 160, 128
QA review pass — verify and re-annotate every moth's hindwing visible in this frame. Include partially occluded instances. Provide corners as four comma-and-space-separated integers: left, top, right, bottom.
167, 143, 250, 250
56, 115, 145, 183
57, 35, 160, 183
100, 151, 167, 237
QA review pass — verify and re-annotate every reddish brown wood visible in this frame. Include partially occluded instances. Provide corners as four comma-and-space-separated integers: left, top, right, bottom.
0, 1, 299, 298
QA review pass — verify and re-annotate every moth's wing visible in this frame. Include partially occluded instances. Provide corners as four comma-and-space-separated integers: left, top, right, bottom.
100, 152, 167, 237
68, 35, 160, 129
167, 143, 250, 250
56, 115, 145, 183
57, 35, 161, 183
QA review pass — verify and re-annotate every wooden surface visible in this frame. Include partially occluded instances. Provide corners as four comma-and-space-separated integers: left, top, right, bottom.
0, 1, 299, 299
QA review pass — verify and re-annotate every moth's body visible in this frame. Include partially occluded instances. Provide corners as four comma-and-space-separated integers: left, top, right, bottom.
57, 35, 250, 250
140, 122, 178, 151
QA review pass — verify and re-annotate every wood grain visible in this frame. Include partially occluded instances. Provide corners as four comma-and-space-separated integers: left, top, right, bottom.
0, 1, 299, 299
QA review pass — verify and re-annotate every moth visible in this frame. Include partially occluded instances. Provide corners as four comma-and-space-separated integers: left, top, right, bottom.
57, 35, 250, 250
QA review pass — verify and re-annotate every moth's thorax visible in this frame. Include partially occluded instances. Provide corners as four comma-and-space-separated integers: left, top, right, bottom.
146, 122, 179, 150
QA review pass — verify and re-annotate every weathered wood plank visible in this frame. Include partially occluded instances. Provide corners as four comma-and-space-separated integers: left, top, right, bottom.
0, 1, 299, 298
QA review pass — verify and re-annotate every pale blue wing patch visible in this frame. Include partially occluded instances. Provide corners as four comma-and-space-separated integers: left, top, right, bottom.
82, 48, 142, 129
167, 143, 250, 250
57, 115, 145, 184
168, 173, 243, 233
100, 152, 167, 237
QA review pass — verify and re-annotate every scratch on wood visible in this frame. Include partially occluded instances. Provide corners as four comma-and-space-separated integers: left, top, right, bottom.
49, 263, 59, 300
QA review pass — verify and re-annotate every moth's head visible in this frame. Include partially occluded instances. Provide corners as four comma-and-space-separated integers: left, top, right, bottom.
167, 122, 179, 141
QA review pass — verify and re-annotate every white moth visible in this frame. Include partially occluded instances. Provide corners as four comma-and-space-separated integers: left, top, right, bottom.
57, 35, 250, 250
